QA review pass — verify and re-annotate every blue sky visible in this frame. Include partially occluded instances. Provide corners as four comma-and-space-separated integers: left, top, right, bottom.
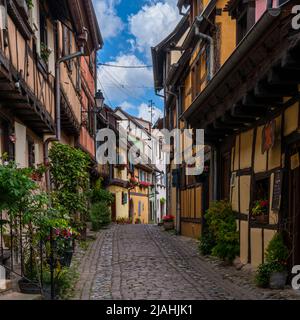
92, 0, 181, 123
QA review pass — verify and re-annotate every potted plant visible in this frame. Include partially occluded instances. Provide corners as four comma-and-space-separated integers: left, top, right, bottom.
252, 200, 269, 224
162, 215, 175, 231
130, 177, 138, 186
255, 233, 289, 289
135, 218, 141, 225
40, 42, 52, 63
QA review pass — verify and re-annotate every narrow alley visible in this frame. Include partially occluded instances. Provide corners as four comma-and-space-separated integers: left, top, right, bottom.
73, 225, 300, 301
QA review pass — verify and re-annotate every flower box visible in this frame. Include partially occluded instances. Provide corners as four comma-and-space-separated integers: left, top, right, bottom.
163, 221, 174, 231
162, 215, 175, 231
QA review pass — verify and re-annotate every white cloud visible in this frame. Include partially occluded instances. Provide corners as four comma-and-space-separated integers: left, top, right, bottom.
98, 54, 153, 104
138, 103, 163, 124
93, 0, 124, 39
128, 1, 181, 60
119, 101, 135, 111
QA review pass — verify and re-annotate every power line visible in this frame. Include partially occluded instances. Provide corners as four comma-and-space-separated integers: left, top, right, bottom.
100, 67, 147, 105
98, 63, 152, 69
100, 83, 155, 89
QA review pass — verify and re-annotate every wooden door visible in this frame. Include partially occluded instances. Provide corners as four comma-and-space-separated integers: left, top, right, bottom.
220, 152, 231, 201
288, 146, 300, 266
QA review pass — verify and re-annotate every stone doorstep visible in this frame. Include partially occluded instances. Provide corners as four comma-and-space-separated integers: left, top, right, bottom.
0, 292, 43, 300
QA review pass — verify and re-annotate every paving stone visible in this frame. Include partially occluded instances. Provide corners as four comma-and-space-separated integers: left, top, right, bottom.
73, 224, 300, 300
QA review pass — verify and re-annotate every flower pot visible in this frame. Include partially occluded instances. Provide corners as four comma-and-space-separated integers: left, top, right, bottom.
269, 271, 288, 290
18, 278, 41, 295
163, 221, 174, 231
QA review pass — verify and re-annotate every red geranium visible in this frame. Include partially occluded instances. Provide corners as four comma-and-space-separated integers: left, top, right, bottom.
162, 215, 175, 222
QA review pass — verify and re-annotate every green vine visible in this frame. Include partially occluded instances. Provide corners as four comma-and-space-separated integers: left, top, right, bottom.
49, 143, 91, 226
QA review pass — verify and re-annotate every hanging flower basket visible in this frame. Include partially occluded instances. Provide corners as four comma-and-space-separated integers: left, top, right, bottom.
139, 181, 152, 188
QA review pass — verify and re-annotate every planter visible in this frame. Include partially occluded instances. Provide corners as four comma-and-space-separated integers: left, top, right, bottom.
254, 214, 269, 224
163, 221, 174, 231
61, 249, 74, 267
269, 271, 288, 290
18, 278, 41, 295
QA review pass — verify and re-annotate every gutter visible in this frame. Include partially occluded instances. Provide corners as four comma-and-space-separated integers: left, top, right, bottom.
182, 8, 281, 122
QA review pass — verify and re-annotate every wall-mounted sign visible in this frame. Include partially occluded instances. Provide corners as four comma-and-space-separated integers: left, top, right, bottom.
231, 172, 237, 187
262, 121, 276, 154
272, 170, 283, 212
291, 153, 300, 171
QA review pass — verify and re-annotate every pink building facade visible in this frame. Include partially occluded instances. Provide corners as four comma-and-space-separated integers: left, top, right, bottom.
256, 0, 279, 21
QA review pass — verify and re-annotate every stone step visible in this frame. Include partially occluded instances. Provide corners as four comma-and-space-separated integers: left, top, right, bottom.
0, 292, 43, 300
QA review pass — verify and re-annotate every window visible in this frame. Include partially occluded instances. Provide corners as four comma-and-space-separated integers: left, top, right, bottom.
27, 137, 35, 168
63, 26, 73, 70
122, 192, 128, 205
39, 9, 47, 47
236, 2, 255, 44
252, 177, 270, 224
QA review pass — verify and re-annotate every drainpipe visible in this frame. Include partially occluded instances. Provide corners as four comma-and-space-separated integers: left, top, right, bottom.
195, 16, 214, 81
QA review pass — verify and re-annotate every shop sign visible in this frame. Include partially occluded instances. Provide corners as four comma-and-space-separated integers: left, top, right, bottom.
272, 170, 283, 212
262, 121, 276, 154
291, 153, 300, 171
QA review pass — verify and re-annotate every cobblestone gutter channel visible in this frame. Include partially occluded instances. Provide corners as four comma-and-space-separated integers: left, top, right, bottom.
72, 224, 300, 301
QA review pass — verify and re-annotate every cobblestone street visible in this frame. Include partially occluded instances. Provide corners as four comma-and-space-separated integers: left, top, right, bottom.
73, 225, 300, 300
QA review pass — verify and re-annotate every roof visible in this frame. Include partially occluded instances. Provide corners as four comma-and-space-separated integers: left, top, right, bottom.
151, 15, 190, 91
114, 107, 152, 136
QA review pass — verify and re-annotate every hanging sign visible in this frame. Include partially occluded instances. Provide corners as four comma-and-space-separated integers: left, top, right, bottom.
272, 170, 283, 212
262, 121, 276, 154
291, 153, 300, 171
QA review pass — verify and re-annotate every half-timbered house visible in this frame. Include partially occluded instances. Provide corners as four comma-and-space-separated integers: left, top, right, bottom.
153, 0, 300, 269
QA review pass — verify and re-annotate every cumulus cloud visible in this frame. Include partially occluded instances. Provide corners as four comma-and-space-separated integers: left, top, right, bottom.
128, 0, 181, 60
138, 103, 163, 124
93, 0, 124, 39
98, 54, 153, 103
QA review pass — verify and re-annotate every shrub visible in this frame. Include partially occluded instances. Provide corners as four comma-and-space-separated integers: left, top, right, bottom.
265, 233, 289, 264
255, 233, 289, 288
199, 230, 216, 256
91, 179, 114, 205
204, 201, 239, 263
90, 202, 111, 231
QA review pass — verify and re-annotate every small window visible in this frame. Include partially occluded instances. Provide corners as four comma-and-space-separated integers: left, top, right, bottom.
252, 177, 270, 224
122, 192, 127, 205
27, 137, 35, 168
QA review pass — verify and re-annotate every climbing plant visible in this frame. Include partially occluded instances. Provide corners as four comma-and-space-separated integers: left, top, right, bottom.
49, 143, 91, 224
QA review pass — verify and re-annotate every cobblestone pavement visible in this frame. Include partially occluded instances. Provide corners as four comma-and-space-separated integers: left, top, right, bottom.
74, 224, 300, 300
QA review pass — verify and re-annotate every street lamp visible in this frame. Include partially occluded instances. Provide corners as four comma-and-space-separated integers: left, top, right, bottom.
95, 90, 105, 110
